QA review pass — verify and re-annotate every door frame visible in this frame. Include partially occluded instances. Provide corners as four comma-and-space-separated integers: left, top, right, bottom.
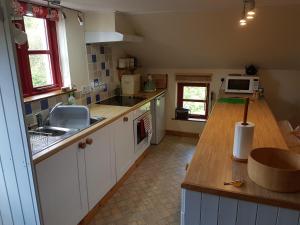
0, 1, 41, 224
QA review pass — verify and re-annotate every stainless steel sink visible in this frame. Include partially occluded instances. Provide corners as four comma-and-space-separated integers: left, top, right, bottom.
49, 105, 90, 129
90, 116, 106, 125
29, 126, 78, 155
34, 126, 78, 136
29, 116, 106, 155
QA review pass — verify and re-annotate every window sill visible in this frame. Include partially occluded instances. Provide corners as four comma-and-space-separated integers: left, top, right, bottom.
172, 118, 207, 123
24, 89, 76, 103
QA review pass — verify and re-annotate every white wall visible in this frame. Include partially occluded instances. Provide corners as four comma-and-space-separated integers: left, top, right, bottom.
144, 68, 300, 133
114, 5, 300, 133
64, 9, 89, 88
260, 70, 300, 127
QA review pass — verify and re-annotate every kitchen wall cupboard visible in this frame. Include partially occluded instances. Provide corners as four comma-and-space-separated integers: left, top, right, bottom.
111, 112, 135, 181
181, 189, 300, 225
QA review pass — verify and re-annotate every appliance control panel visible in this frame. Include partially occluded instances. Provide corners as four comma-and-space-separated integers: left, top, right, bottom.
253, 78, 260, 91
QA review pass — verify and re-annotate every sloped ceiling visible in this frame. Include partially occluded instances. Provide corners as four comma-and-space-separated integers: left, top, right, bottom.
118, 5, 300, 69
61, 0, 300, 13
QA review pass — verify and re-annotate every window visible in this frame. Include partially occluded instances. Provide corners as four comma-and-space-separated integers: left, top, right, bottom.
177, 83, 210, 120
16, 16, 62, 97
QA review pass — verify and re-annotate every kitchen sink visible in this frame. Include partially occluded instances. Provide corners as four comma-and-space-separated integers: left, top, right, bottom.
49, 105, 90, 130
30, 116, 106, 155
34, 126, 78, 137
90, 116, 106, 125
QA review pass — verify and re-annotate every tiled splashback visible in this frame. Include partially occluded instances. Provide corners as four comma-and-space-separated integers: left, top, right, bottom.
24, 94, 69, 128
24, 89, 110, 128
24, 45, 118, 128
86, 44, 117, 93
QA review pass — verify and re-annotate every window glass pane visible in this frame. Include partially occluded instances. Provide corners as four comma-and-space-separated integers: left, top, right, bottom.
24, 16, 49, 50
183, 101, 206, 115
183, 86, 206, 100
29, 54, 53, 87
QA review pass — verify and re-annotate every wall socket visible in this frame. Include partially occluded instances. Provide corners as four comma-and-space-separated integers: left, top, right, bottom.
81, 85, 92, 95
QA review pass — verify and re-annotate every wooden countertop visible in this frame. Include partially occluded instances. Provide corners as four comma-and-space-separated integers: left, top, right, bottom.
32, 89, 166, 164
182, 99, 300, 211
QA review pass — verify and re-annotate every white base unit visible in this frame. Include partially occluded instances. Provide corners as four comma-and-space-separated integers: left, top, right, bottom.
112, 112, 135, 181
181, 189, 300, 225
36, 143, 88, 225
36, 124, 116, 225
85, 125, 116, 209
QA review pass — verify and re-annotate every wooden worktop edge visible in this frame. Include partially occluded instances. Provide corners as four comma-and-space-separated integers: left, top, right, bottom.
32, 90, 166, 164
181, 182, 300, 211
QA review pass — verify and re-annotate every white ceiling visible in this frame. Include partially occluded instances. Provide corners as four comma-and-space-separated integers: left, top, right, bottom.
60, 0, 300, 13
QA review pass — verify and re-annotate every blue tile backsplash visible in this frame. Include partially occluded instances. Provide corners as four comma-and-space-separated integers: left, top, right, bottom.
86, 96, 92, 105
24, 103, 32, 115
95, 94, 100, 102
40, 99, 49, 110
92, 54, 97, 63
86, 44, 116, 96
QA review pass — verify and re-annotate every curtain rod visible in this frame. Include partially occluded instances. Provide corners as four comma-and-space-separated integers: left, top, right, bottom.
18, 0, 83, 14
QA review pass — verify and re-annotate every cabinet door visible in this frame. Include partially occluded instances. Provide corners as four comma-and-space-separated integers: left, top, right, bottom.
85, 125, 116, 209
35, 142, 88, 225
113, 112, 135, 181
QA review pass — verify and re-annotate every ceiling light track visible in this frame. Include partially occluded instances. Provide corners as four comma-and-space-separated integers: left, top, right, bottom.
239, 0, 256, 27
17, 0, 84, 25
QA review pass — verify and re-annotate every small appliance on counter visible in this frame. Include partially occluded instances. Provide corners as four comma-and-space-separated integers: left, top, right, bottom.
245, 64, 258, 76
225, 75, 259, 94
143, 75, 156, 92
175, 108, 190, 120
121, 74, 141, 95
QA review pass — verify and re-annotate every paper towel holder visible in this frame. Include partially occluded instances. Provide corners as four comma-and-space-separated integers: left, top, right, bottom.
232, 97, 254, 163
242, 98, 250, 126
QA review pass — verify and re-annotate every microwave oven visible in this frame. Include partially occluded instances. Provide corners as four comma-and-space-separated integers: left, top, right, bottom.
225, 76, 259, 94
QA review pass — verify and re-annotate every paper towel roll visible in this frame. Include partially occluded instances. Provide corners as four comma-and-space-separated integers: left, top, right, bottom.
233, 121, 255, 160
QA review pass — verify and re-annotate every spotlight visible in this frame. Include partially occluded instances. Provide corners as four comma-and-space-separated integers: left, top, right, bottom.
62, 10, 66, 19
77, 13, 84, 26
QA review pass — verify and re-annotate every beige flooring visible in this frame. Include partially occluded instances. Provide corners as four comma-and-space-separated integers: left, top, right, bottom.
88, 135, 198, 225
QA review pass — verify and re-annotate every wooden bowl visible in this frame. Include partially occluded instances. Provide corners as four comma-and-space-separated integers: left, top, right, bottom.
248, 148, 300, 193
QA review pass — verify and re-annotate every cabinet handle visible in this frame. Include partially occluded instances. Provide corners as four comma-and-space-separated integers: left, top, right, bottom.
86, 138, 93, 145
78, 142, 86, 149
123, 117, 128, 122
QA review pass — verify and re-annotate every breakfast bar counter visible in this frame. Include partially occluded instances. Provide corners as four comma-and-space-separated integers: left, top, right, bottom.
181, 98, 300, 225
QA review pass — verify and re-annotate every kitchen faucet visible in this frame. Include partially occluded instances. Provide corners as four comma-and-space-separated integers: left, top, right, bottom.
35, 102, 63, 127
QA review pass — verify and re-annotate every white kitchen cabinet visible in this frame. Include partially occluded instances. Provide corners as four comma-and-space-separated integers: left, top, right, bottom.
85, 124, 116, 209
35, 142, 88, 225
112, 112, 135, 181
36, 112, 135, 224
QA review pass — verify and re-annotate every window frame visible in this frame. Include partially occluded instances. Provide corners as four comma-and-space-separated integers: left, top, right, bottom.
177, 82, 210, 120
15, 17, 62, 97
